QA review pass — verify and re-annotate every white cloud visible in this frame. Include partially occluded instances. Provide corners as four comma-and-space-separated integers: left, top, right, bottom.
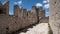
43, 0, 47, 3
36, 3, 42, 7
14, 1, 22, 5
14, 2, 17, 4
18, 1, 22, 4
43, 0, 49, 3
44, 4, 49, 8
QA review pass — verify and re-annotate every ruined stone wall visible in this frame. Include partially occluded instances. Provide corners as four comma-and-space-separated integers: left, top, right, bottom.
38, 7, 45, 20
39, 10, 48, 23
3, 1, 9, 15
37, 7, 48, 23
14, 5, 19, 16
0, 2, 49, 34
49, 0, 60, 34
31, 6, 38, 23
27, 11, 33, 24
0, 15, 25, 34
0, 1, 9, 15
0, 15, 15, 34
40, 17, 49, 23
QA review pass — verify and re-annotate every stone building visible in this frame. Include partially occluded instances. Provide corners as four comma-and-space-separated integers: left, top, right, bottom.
49, 0, 60, 34
0, 1, 49, 34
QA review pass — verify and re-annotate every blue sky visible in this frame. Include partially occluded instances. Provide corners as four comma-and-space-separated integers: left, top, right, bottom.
0, 0, 49, 16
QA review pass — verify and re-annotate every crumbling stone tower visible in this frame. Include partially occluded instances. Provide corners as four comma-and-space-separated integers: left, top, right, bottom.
14, 5, 19, 16
0, 1, 9, 15
38, 7, 45, 20
3, 1, 9, 15
32, 6, 38, 23
49, 0, 60, 34
23, 9, 28, 17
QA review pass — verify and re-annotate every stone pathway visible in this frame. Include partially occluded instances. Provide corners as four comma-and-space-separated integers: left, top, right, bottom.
19, 23, 49, 34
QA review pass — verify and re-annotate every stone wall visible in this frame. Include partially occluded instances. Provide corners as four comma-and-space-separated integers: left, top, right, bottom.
3, 1, 9, 15
38, 7, 45, 20
40, 17, 49, 23
0, 1, 49, 34
0, 1, 9, 15
49, 0, 60, 34
0, 15, 15, 34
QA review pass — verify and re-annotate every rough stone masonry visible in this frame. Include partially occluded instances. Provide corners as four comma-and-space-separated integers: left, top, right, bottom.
0, 1, 49, 34
49, 0, 60, 34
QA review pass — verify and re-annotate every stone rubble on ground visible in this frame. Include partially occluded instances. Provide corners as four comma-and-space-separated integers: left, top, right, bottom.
19, 23, 49, 34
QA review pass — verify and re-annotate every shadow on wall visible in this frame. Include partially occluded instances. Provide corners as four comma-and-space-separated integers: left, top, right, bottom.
48, 23, 53, 34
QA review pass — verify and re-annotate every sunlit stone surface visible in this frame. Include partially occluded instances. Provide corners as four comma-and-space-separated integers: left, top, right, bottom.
19, 23, 49, 34
49, 0, 60, 34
